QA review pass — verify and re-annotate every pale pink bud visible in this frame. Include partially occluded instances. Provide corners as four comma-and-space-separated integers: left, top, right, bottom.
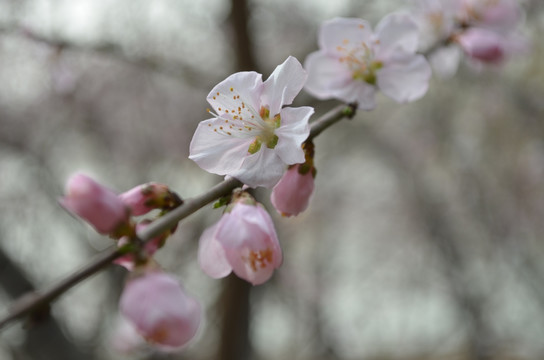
457, 28, 506, 64
271, 164, 315, 217
119, 272, 201, 350
119, 183, 182, 216
198, 203, 282, 285
60, 173, 128, 234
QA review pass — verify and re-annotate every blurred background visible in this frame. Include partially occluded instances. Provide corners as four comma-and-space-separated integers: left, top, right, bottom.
0, 0, 543, 359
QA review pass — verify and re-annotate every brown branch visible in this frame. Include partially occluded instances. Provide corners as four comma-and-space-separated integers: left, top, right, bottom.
0, 103, 355, 331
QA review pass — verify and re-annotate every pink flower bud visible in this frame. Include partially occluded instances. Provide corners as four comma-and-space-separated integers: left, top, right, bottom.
119, 183, 182, 216
457, 28, 506, 64
271, 164, 315, 217
119, 272, 201, 350
60, 173, 128, 234
198, 203, 282, 285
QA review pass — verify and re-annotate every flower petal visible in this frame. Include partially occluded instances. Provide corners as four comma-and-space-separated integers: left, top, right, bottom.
120, 273, 201, 349
217, 204, 282, 285
304, 51, 353, 100
189, 117, 252, 175
377, 54, 431, 103
262, 56, 307, 116
318, 17, 374, 56
375, 13, 420, 59
198, 224, 232, 279
271, 164, 315, 217
333, 80, 377, 110
274, 106, 312, 165
207, 71, 264, 121
230, 148, 286, 188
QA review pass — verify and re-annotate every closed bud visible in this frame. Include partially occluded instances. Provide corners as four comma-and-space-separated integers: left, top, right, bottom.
119, 272, 201, 350
60, 173, 129, 234
119, 183, 182, 216
271, 164, 315, 217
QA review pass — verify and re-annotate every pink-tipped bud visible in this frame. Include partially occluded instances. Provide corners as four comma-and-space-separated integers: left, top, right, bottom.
119, 272, 201, 350
60, 173, 128, 234
119, 183, 182, 216
198, 202, 283, 285
271, 164, 315, 217
457, 28, 506, 64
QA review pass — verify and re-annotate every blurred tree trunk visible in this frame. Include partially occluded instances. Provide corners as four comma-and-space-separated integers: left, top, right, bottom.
216, 1, 257, 360
0, 247, 93, 360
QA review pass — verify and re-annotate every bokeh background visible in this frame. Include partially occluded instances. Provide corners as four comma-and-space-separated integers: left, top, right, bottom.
1, 0, 544, 359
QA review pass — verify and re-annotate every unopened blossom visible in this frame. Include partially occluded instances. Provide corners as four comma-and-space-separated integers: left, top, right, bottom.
119, 182, 183, 216
198, 202, 282, 285
411, 0, 526, 76
271, 141, 316, 217
120, 272, 201, 350
304, 14, 432, 110
271, 163, 315, 217
189, 56, 313, 188
60, 173, 129, 234
456, 27, 507, 64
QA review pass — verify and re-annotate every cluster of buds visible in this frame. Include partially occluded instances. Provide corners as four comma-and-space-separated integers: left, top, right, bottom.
411, 0, 527, 76
60, 173, 200, 351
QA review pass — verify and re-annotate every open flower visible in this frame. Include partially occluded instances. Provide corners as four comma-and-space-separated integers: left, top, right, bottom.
304, 14, 431, 110
119, 272, 201, 350
198, 202, 282, 285
60, 173, 129, 234
189, 56, 313, 188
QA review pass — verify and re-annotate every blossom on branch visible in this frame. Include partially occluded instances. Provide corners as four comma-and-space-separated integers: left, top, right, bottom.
189, 56, 313, 188
119, 272, 201, 350
271, 164, 315, 217
60, 173, 129, 234
304, 14, 432, 110
411, 0, 527, 75
198, 200, 282, 285
119, 182, 183, 216
271, 141, 316, 217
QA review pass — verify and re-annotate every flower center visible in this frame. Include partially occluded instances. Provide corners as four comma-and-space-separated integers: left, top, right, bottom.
243, 247, 274, 272
207, 88, 280, 154
337, 40, 382, 85
248, 106, 280, 154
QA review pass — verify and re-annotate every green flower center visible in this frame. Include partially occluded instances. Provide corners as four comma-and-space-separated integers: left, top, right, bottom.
248, 106, 280, 154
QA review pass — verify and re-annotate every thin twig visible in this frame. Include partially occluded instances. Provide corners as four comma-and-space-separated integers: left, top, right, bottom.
0, 103, 354, 330
307, 103, 357, 141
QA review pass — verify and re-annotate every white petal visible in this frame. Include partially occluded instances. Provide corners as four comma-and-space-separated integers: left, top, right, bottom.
319, 17, 374, 55
274, 106, 312, 164
377, 54, 431, 103
230, 148, 286, 188
375, 13, 419, 59
207, 71, 263, 121
333, 80, 377, 110
262, 56, 307, 116
189, 117, 252, 175
304, 51, 353, 100
198, 223, 232, 279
